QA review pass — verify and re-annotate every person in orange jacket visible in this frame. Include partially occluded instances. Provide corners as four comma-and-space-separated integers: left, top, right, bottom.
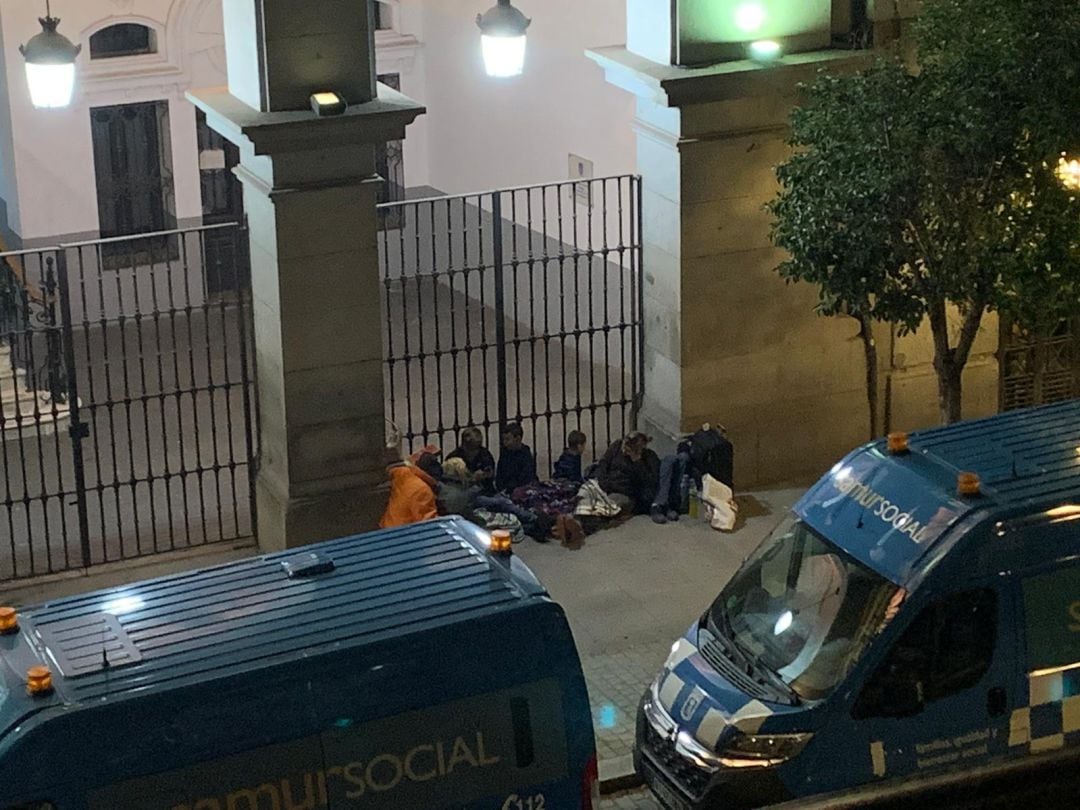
380, 460, 439, 529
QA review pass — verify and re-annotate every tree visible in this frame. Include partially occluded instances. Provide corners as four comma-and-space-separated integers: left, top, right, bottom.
770, 0, 1080, 426
768, 63, 918, 437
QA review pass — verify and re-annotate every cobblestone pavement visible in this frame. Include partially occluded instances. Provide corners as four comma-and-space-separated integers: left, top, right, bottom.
599, 787, 661, 809
583, 643, 665, 761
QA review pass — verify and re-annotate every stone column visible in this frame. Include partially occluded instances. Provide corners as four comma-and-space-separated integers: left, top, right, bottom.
587, 47, 872, 485
189, 1, 424, 549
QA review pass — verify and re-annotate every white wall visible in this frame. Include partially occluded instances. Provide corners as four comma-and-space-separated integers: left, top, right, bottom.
408, 0, 635, 195
0, 4, 20, 238
0, 0, 431, 242
0, 0, 225, 241
0, 0, 628, 241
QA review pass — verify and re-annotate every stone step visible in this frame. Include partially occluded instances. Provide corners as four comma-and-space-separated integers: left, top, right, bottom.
2, 394, 73, 437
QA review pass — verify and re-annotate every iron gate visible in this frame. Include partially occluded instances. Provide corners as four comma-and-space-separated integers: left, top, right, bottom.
999, 317, 1080, 411
0, 223, 256, 581
378, 175, 644, 475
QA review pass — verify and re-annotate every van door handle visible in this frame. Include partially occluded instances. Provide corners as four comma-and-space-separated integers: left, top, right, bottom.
987, 687, 1007, 717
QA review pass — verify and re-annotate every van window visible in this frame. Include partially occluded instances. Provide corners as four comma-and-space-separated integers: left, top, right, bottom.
854, 589, 996, 719
709, 515, 899, 702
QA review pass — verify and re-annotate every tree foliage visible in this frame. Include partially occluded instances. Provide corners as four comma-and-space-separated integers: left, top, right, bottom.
769, 0, 1080, 426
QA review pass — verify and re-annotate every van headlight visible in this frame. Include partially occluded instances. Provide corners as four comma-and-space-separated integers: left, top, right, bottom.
718, 731, 814, 767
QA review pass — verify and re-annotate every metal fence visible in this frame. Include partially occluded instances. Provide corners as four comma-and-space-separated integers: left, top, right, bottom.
0, 223, 256, 581
999, 317, 1080, 411
378, 175, 644, 475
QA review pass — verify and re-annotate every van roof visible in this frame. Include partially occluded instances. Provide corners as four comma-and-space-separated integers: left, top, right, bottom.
906, 398, 1080, 505
1, 519, 545, 738
797, 400, 1080, 584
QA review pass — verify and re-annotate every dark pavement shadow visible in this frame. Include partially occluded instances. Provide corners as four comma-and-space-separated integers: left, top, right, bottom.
732, 494, 771, 531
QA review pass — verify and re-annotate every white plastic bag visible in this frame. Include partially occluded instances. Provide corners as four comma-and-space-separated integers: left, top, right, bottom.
701, 474, 737, 532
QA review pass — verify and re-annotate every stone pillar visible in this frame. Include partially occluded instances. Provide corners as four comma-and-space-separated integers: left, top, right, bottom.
189, 1, 424, 550
588, 47, 873, 485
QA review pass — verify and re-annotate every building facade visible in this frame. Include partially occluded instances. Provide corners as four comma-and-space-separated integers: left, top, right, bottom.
0, 0, 1041, 491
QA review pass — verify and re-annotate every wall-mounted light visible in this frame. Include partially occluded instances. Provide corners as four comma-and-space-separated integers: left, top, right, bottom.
310, 91, 347, 117
734, 3, 767, 33
1058, 154, 1080, 192
476, 0, 531, 78
749, 39, 782, 61
19, 0, 81, 109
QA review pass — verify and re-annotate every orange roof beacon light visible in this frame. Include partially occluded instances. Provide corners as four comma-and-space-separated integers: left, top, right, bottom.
489, 529, 513, 556
0, 606, 17, 634
887, 432, 910, 455
958, 472, 981, 497
26, 665, 53, 696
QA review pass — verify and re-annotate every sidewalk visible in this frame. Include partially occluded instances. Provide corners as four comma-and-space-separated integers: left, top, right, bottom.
516, 485, 806, 788
3, 483, 807, 808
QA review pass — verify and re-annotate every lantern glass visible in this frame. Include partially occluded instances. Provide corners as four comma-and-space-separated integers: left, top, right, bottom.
481, 33, 526, 77
25, 61, 75, 108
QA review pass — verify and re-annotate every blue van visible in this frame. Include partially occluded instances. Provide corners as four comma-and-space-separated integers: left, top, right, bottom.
1, 518, 597, 810
636, 399, 1080, 808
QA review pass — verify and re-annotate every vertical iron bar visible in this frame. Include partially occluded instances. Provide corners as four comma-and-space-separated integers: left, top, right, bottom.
492, 192, 509, 432
235, 225, 258, 539
178, 232, 210, 544
136, 237, 161, 551
413, 197, 427, 450
200, 232, 226, 541
55, 251, 92, 569
630, 177, 639, 425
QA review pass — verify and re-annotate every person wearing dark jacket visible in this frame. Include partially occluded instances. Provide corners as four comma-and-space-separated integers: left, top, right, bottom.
596, 432, 659, 514
496, 422, 537, 493
552, 430, 587, 483
446, 427, 497, 495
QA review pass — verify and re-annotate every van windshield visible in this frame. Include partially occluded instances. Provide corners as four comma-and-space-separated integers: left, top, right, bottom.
709, 515, 900, 702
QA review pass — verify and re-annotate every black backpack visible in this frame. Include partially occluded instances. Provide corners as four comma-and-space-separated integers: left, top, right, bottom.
684, 428, 733, 488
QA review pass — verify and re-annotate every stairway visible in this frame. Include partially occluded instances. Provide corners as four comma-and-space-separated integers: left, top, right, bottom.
0, 341, 73, 438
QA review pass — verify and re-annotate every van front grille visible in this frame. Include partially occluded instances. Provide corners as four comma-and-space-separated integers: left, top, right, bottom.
642, 720, 711, 798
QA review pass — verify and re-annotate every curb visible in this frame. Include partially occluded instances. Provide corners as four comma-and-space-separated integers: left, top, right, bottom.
599, 754, 644, 794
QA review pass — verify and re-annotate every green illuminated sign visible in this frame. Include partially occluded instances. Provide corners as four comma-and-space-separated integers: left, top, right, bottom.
1022, 565, 1080, 670
678, 0, 831, 64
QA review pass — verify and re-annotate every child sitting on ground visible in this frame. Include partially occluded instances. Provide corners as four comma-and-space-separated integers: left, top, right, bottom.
446, 427, 496, 494
552, 430, 587, 483
496, 422, 537, 494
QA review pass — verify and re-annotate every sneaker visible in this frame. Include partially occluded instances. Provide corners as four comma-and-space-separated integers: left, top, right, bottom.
666, 510, 679, 522
650, 505, 668, 525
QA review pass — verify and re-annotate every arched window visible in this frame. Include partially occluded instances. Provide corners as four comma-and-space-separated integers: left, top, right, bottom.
89, 23, 157, 60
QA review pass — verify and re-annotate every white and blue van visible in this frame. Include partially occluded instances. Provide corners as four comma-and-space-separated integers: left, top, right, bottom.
637, 400, 1080, 808
1, 518, 598, 810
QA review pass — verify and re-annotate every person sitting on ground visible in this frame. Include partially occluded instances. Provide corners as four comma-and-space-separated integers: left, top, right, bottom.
438, 457, 480, 519
651, 451, 690, 525
595, 431, 660, 515
552, 430, 587, 483
410, 444, 444, 483
496, 422, 537, 494
446, 427, 496, 494
380, 458, 438, 529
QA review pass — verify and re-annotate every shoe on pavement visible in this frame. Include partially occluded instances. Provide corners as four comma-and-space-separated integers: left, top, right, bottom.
650, 505, 668, 524
563, 516, 585, 550
666, 510, 679, 522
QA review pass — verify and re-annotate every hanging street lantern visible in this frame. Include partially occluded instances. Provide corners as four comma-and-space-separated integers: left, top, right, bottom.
19, 0, 81, 109
476, 0, 530, 78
